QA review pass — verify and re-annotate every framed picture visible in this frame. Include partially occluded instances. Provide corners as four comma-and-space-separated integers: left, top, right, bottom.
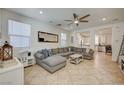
38, 31, 58, 43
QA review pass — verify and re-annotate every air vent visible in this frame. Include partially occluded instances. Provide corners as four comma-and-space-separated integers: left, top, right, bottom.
56, 24, 62, 26
112, 18, 119, 22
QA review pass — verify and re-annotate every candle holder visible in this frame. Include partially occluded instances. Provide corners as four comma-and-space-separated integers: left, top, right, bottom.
0, 60, 3, 68
0, 41, 13, 61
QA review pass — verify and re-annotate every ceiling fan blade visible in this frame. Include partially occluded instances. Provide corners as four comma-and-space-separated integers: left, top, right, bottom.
73, 13, 77, 19
79, 14, 90, 20
64, 20, 73, 21
80, 20, 88, 22
68, 23, 73, 25
76, 23, 79, 26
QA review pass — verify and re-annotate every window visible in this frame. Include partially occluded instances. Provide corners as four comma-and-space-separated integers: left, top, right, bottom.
95, 35, 99, 45
8, 20, 31, 47
61, 33, 67, 47
100, 35, 106, 45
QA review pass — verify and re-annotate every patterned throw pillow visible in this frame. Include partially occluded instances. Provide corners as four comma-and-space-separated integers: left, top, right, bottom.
42, 49, 49, 58
48, 49, 53, 56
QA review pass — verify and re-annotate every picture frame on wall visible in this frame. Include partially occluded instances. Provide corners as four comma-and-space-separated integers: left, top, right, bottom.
38, 31, 58, 43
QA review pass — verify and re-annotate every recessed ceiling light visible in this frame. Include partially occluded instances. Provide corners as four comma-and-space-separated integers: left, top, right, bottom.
102, 18, 106, 21
74, 20, 78, 23
39, 10, 43, 14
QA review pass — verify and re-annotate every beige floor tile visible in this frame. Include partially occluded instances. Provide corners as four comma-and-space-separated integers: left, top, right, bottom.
24, 52, 124, 85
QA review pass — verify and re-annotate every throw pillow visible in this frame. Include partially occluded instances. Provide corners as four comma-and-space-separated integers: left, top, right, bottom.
52, 48, 58, 54
42, 49, 49, 58
48, 49, 53, 56
86, 48, 90, 53
35, 53, 44, 59
82, 48, 86, 53
59, 48, 63, 53
37, 50, 42, 54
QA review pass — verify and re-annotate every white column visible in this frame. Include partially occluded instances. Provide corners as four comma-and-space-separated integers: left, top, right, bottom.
90, 30, 95, 50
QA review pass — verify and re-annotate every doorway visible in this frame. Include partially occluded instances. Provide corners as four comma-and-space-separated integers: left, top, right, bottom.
95, 27, 112, 55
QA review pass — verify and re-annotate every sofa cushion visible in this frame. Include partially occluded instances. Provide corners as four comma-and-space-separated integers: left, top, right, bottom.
42, 49, 49, 58
42, 55, 66, 67
83, 53, 90, 56
83, 55, 93, 60
76, 48, 82, 53
64, 52, 74, 55
34, 52, 44, 60
51, 48, 59, 55
86, 48, 90, 53
58, 48, 64, 53
70, 46, 75, 51
89, 49, 94, 55
63, 47, 69, 52
37, 50, 43, 53
82, 48, 86, 53
48, 49, 53, 56
57, 53, 64, 56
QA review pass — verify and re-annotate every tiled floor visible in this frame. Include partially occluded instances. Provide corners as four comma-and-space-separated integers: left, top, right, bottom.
24, 52, 124, 85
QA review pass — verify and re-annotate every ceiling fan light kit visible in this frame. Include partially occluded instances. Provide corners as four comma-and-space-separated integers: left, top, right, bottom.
74, 20, 78, 23
39, 10, 43, 14
64, 13, 90, 26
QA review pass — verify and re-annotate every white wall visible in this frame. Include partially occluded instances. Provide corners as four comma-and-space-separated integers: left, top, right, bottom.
106, 34, 112, 45
0, 9, 1, 36
112, 23, 124, 61
98, 33, 112, 45
71, 22, 124, 61
90, 30, 95, 49
69, 31, 77, 47
0, 9, 70, 55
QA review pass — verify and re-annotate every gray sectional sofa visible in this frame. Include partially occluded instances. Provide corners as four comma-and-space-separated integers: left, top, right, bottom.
34, 46, 94, 73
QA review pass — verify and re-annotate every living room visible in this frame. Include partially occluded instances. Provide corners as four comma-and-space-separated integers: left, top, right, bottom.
0, 8, 124, 85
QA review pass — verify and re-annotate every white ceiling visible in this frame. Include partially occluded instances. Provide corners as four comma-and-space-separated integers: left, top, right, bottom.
5, 8, 124, 31
80, 32, 90, 37
96, 27, 112, 35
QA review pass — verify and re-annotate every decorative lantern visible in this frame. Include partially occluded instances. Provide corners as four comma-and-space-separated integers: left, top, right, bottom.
0, 41, 13, 61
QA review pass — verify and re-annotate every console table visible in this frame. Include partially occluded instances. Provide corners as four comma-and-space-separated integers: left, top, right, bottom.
0, 57, 24, 85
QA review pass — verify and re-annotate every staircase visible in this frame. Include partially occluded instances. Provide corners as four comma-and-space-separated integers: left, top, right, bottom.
117, 35, 124, 63
117, 35, 124, 74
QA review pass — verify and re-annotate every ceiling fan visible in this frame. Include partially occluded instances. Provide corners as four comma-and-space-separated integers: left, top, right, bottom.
64, 13, 90, 26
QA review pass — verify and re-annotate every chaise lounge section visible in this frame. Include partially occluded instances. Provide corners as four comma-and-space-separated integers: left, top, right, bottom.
35, 54, 66, 73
